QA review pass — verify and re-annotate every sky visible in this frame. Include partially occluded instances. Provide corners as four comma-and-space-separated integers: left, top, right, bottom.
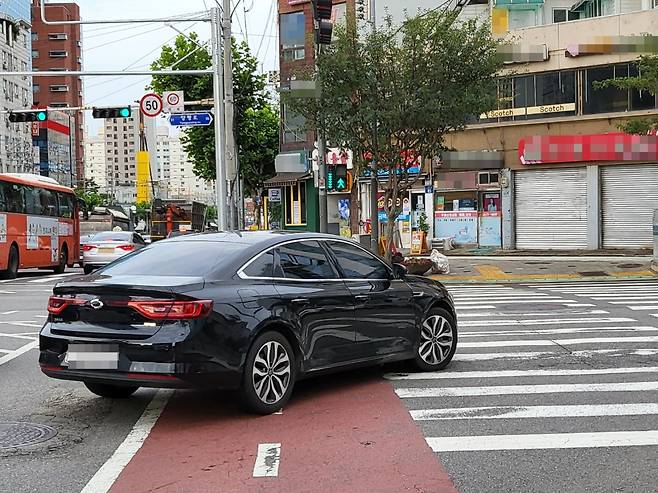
76, 0, 279, 135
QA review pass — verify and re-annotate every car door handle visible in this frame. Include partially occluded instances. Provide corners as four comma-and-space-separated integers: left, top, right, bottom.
291, 298, 310, 305
354, 295, 370, 302
413, 291, 425, 298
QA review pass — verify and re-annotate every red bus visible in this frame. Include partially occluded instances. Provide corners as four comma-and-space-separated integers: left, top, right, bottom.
0, 173, 80, 279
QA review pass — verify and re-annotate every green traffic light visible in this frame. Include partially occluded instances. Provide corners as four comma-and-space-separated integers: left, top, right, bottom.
119, 108, 131, 118
37, 112, 47, 121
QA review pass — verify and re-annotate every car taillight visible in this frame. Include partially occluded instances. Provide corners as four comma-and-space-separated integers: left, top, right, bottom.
82, 244, 96, 251
47, 295, 85, 315
125, 300, 213, 320
116, 244, 135, 251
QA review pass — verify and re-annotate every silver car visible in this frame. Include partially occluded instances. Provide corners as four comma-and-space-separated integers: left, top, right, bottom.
82, 231, 147, 274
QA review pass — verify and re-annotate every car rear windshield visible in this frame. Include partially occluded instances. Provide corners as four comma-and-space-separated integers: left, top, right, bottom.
92, 232, 132, 242
99, 240, 245, 277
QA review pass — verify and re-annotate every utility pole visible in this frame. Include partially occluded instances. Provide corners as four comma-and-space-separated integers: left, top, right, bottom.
211, 6, 228, 231
369, 0, 379, 253
223, 0, 237, 231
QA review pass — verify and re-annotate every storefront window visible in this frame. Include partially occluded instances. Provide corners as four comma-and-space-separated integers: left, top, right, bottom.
584, 63, 656, 115
280, 12, 305, 62
285, 182, 307, 226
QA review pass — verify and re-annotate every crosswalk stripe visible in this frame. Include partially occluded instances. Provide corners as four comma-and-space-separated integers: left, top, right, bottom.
26, 273, 75, 284
528, 282, 658, 288
458, 310, 609, 318
460, 317, 634, 327
454, 348, 658, 361
455, 299, 576, 306
0, 349, 12, 354
460, 326, 658, 337
425, 431, 658, 452
395, 381, 658, 398
456, 305, 496, 310
629, 306, 658, 310
459, 336, 658, 348
410, 403, 658, 420
386, 367, 658, 380
452, 293, 554, 298
590, 296, 658, 300
608, 300, 658, 304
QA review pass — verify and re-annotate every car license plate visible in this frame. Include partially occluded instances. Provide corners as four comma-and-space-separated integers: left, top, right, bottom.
64, 344, 119, 370
98, 248, 114, 254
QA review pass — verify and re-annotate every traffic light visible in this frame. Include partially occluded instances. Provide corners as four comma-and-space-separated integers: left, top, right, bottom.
327, 165, 335, 191
313, 0, 333, 45
92, 106, 132, 119
8, 110, 48, 123
335, 165, 348, 192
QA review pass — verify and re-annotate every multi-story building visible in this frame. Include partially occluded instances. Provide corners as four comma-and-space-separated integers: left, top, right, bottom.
31, 108, 74, 185
0, 0, 34, 176
440, 1, 658, 251
30, 0, 83, 183
155, 126, 215, 203
83, 126, 106, 190
104, 116, 139, 204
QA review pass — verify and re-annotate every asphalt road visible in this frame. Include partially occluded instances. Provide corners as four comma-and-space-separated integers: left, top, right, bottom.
0, 271, 656, 492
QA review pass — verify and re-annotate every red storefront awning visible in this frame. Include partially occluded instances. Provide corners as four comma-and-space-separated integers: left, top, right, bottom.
518, 133, 658, 165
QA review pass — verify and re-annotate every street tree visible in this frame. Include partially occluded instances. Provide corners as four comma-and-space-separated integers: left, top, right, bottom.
594, 55, 658, 134
150, 34, 278, 224
284, 10, 502, 258
74, 179, 105, 212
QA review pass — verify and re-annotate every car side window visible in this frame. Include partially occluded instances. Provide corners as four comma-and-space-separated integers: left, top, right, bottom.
276, 241, 337, 280
243, 250, 276, 278
327, 241, 391, 280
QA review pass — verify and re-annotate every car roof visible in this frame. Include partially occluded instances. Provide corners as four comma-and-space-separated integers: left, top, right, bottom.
166, 230, 350, 248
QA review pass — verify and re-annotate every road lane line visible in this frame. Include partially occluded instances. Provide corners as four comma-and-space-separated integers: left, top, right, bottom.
80, 389, 173, 493
0, 340, 38, 366
0, 322, 42, 328
460, 326, 658, 337
460, 317, 635, 327
458, 310, 609, 318
252, 443, 282, 478
411, 403, 658, 421
455, 300, 577, 306
1, 310, 18, 315
27, 274, 75, 284
426, 431, 658, 452
386, 367, 658, 380
0, 332, 38, 340
460, 336, 658, 348
395, 381, 658, 398
453, 348, 658, 361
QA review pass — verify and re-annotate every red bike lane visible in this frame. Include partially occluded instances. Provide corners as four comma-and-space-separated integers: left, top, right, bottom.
109, 372, 457, 493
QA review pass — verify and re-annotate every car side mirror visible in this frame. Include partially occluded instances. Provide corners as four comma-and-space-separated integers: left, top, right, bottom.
392, 263, 407, 280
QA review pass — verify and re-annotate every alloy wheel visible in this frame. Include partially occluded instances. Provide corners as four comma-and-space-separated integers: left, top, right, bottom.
252, 340, 291, 405
418, 315, 454, 365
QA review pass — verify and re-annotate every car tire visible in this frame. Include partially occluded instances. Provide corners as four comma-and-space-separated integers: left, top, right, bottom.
84, 382, 139, 399
0, 245, 19, 280
412, 307, 457, 372
83, 265, 94, 275
239, 331, 296, 415
53, 246, 68, 274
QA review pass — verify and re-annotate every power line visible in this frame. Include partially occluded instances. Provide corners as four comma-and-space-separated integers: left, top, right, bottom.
255, 0, 275, 59
86, 25, 170, 52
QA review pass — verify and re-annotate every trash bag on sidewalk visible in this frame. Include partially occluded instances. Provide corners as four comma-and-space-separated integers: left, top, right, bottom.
429, 249, 450, 275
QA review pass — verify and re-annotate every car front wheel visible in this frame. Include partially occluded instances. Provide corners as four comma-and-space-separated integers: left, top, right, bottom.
240, 331, 296, 415
84, 382, 139, 398
413, 308, 457, 372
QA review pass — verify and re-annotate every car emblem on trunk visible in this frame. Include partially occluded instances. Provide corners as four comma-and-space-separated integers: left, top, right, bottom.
89, 299, 104, 310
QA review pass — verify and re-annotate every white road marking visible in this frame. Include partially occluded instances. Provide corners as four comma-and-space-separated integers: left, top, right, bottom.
0, 340, 38, 366
455, 300, 577, 306
452, 293, 555, 299
0, 310, 18, 315
453, 348, 658, 361
0, 321, 42, 328
591, 296, 658, 300
629, 306, 658, 311
80, 390, 173, 493
456, 306, 496, 310
35, 315, 48, 319
411, 403, 658, 421
426, 431, 658, 452
460, 326, 658, 338
395, 381, 658, 398
609, 300, 658, 305
0, 290, 16, 294
386, 366, 658, 380
460, 317, 635, 327
0, 349, 12, 354
564, 303, 596, 307
252, 443, 281, 478
27, 274, 75, 284
458, 310, 609, 318
459, 336, 658, 348
0, 332, 38, 340
531, 282, 658, 288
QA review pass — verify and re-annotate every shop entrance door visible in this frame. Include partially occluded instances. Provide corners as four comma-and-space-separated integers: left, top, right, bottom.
479, 191, 502, 247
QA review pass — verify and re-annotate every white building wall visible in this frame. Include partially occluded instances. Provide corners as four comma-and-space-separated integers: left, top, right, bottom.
104, 116, 139, 201
83, 127, 107, 189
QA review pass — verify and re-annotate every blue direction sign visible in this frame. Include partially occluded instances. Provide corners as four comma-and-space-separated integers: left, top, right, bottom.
169, 112, 214, 127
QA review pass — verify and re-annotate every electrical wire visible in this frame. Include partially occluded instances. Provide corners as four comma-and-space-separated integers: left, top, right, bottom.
86, 25, 171, 52
255, 0, 275, 59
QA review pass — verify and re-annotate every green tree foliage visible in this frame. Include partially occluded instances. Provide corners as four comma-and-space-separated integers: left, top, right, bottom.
284, 10, 502, 257
150, 34, 278, 221
74, 179, 104, 212
593, 55, 658, 134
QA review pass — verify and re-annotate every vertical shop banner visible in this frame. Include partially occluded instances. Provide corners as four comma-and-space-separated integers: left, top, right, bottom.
338, 199, 351, 238
434, 212, 478, 244
479, 212, 502, 247
0, 214, 6, 243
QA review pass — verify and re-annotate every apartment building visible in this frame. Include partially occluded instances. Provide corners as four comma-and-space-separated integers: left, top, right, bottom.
30, 0, 83, 182
83, 126, 106, 190
0, 0, 33, 175
104, 116, 139, 204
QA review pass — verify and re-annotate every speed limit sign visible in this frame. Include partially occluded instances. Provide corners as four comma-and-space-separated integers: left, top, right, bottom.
140, 93, 163, 118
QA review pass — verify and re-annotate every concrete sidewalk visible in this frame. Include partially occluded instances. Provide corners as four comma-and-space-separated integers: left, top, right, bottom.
428, 255, 657, 283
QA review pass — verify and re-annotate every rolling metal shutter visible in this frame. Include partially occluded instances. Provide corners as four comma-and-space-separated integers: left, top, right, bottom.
601, 164, 658, 249
515, 169, 588, 249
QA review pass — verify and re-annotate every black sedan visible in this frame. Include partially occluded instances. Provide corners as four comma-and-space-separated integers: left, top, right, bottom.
39, 232, 457, 415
